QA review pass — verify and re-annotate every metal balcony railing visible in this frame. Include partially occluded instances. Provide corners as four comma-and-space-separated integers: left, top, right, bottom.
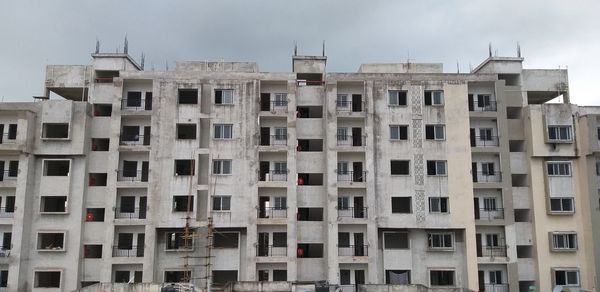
256, 245, 287, 257
337, 135, 366, 147
0, 133, 16, 144
480, 245, 507, 258
0, 170, 17, 181
117, 170, 148, 182
336, 100, 365, 113
473, 171, 502, 183
0, 207, 15, 218
0, 246, 10, 257
481, 284, 509, 292
115, 207, 146, 219
475, 208, 505, 220
259, 171, 288, 182
470, 100, 497, 112
471, 135, 500, 147
262, 100, 288, 112
121, 98, 152, 111
119, 134, 150, 146
260, 135, 288, 146
338, 245, 368, 256
337, 207, 368, 219
112, 245, 144, 257
257, 207, 287, 219
337, 171, 366, 182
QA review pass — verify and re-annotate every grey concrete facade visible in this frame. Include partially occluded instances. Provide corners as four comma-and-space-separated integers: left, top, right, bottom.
0, 50, 598, 292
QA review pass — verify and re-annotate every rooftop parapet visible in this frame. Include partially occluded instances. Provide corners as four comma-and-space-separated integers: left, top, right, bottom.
175, 61, 258, 73
358, 63, 443, 74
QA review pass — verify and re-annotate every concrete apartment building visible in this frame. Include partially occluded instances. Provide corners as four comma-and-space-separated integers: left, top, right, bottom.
0, 47, 599, 292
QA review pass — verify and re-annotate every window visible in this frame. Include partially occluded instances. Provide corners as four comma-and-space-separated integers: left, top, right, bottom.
481, 162, 495, 175
89, 173, 107, 186
43, 160, 70, 176
297, 208, 323, 221
547, 162, 571, 176
485, 234, 500, 247
215, 89, 234, 104
35, 271, 61, 288
91, 138, 109, 151
40, 196, 68, 213
550, 198, 574, 213
429, 197, 449, 213
483, 197, 497, 211
424, 91, 444, 106
7, 124, 17, 140
274, 93, 287, 106
428, 233, 453, 249
297, 243, 323, 258
212, 196, 231, 211
42, 123, 69, 139
165, 270, 192, 283
84, 245, 102, 259
383, 232, 409, 249
115, 271, 130, 283
37, 232, 65, 251
489, 270, 503, 284
212, 271, 238, 286
174, 160, 194, 176
389, 90, 408, 106
273, 270, 287, 281
391, 197, 412, 214
427, 160, 447, 176
425, 125, 445, 140
273, 162, 287, 174
336, 94, 349, 108
390, 125, 408, 140
213, 160, 232, 175
274, 197, 287, 209
213, 232, 239, 248
165, 232, 192, 250
430, 270, 454, 286
386, 270, 411, 284
258, 270, 269, 282
126, 91, 142, 107
479, 128, 493, 141
93, 104, 112, 116
178, 89, 198, 104
176, 124, 196, 140
552, 233, 577, 250
554, 269, 579, 286
337, 197, 349, 210
7, 161, 17, 177
0, 270, 7, 287
85, 208, 105, 222
214, 124, 233, 139
548, 125, 572, 141
340, 270, 350, 285
173, 196, 194, 212
274, 127, 287, 142
390, 160, 410, 175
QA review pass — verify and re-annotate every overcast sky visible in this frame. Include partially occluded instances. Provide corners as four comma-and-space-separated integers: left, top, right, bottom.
0, 0, 598, 104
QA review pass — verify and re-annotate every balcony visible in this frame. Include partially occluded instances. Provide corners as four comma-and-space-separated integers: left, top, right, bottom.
0, 247, 10, 258
0, 170, 17, 182
482, 284, 508, 292
336, 101, 365, 115
471, 135, 500, 147
337, 135, 366, 147
0, 134, 16, 145
261, 100, 288, 115
256, 245, 287, 257
117, 170, 148, 182
119, 134, 150, 146
475, 208, 504, 220
0, 207, 14, 218
259, 135, 288, 147
121, 98, 152, 112
115, 207, 146, 219
469, 100, 497, 112
257, 207, 287, 219
473, 172, 502, 183
259, 171, 288, 182
338, 245, 368, 256
337, 171, 366, 183
337, 207, 368, 219
112, 245, 144, 257
479, 245, 507, 258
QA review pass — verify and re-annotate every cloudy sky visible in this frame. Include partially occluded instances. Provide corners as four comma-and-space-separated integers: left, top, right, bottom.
0, 0, 598, 104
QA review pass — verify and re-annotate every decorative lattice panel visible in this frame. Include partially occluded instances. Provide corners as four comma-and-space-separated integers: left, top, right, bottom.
412, 119, 422, 149
415, 190, 426, 222
410, 86, 422, 115
414, 153, 424, 186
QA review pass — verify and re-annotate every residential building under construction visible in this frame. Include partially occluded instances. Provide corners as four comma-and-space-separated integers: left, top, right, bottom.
1, 45, 600, 292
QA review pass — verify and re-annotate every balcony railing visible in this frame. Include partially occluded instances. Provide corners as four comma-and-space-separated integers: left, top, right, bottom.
117, 170, 148, 182
471, 135, 500, 147
481, 284, 508, 292
115, 207, 146, 219
119, 134, 150, 146
475, 208, 505, 220
338, 245, 368, 256
0, 207, 15, 218
0, 134, 16, 144
296, 80, 325, 86
337, 207, 368, 219
260, 135, 288, 146
0, 247, 10, 257
336, 101, 365, 113
0, 170, 17, 182
337, 135, 366, 147
473, 171, 502, 183
262, 100, 288, 112
256, 245, 287, 257
470, 101, 497, 112
260, 171, 288, 182
95, 76, 114, 83
480, 245, 507, 258
121, 98, 152, 111
257, 207, 287, 219
112, 245, 144, 257
337, 171, 366, 182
